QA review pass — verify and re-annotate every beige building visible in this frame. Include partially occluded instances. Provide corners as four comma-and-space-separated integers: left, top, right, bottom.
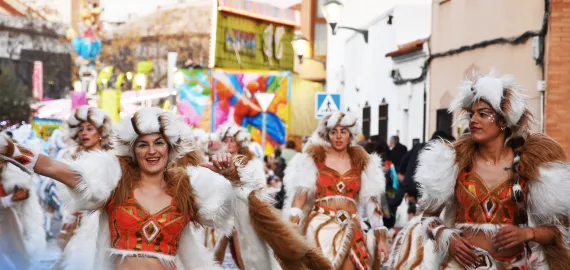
428, 0, 545, 138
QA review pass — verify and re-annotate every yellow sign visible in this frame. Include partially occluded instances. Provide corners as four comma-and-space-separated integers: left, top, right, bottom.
214, 12, 295, 70
99, 89, 121, 121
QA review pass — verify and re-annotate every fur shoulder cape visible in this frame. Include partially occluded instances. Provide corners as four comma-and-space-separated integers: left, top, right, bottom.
282, 144, 386, 218
415, 133, 570, 268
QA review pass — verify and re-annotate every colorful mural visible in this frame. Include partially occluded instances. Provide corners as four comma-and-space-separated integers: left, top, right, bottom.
177, 69, 213, 131
212, 70, 291, 153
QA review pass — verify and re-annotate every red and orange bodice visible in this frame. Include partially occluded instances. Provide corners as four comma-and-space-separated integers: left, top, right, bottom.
106, 192, 190, 257
315, 162, 362, 204
455, 170, 528, 224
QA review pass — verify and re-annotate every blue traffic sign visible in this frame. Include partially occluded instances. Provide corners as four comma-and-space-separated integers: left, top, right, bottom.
315, 93, 341, 119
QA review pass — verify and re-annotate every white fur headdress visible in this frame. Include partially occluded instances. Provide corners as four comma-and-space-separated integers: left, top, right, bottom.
113, 107, 194, 162
67, 105, 113, 149
314, 111, 362, 144
448, 72, 532, 138
217, 123, 251, 146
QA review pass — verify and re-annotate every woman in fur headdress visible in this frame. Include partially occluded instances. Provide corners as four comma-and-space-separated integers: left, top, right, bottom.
214, 123, 267, 268
57, 105, 114, 249
283, 111, 389, 270
0, 140, 46, 270
390, 72, 570, 269
0, 107, 330, 270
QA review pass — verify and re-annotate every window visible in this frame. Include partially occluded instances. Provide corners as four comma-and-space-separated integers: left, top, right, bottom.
436, 109, 453, 137
378, 104, 388, 141
362, 106, 371, 139
314, 23, 327, 56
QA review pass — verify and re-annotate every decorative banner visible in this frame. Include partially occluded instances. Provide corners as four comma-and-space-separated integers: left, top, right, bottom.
33, 61, 43, 100
212, 69, 291, 154
225, 29, 257, 56
177, 69, 213, 131
71, 91, 87, 109
31, 117, 62, 140
99, 89, 121, 121
214, 13, 295, 70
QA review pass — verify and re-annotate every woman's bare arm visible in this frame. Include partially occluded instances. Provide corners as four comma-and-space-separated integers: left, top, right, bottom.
35, 154, 80, 188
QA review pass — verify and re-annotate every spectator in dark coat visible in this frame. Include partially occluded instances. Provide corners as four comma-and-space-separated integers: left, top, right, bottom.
387, 131, 451, 214
387, 136, 408, 172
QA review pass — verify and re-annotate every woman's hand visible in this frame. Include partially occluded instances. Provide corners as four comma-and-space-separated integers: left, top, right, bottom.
289, 215, 300, 225
449, 235, 477, 268
377, 239, 389, 263
493, 225, 533, 251
200, 153, 240, 184
11, 187, 29, 202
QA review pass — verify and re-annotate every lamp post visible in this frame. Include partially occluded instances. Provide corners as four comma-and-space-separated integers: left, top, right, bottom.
254, 92, 276, 153
322, 0, 369, 43
291, 36, 309, 64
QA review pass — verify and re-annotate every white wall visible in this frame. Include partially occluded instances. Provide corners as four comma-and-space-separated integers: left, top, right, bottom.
393, 50, 428, 147
326, 1, 431, 146
343, 15, 398, 140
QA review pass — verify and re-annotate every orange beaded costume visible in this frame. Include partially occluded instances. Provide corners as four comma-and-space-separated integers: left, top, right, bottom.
455, 170, 527, 225
302, 161, 371, 270
106, 191, 190, 262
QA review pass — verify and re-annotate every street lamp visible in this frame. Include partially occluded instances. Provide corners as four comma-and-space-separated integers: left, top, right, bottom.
254, 92, 276, 153
291, 36, 309, 64
322, 0, 369, 43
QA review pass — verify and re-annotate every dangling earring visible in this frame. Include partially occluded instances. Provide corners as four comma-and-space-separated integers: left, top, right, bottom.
164, 167, 168, 180
501, 126, 506, 131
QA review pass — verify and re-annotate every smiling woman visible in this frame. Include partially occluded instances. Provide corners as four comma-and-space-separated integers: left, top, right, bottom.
0, 107, 332, 270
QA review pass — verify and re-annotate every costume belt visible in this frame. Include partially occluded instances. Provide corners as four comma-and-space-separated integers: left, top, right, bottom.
312, 205, 357, 226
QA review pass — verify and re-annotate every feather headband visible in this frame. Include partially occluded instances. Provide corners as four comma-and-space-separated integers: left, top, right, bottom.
448, 72, 533, 138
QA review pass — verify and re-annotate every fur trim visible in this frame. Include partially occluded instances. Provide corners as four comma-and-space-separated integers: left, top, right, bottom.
360, 152, 385, 208
313, 111, 361, 144
67, 106, 113, 150
415, 140, 458, 213
57, 151, 122, 213
518, 133, 567, 182
455, 223, 502, 238
238, 158, 266, 187
528, 162, 570, 224
1, 160, 46, 256
186, 165, 234, 235
109, 249, 176, 266
448, 72, 532, 138
113, 107, 195, 162
58, 210, 113, 270
217, 123, 251, 145
282, 152, 319, 220
16, 191, 46, 256
176, 225, 223, 270
230, 191, 275, 269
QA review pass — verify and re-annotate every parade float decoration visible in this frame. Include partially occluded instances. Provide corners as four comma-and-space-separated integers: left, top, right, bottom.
66, 0, 103, 96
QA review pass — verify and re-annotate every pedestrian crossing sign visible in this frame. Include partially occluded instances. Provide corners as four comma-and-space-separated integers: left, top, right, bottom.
315, 93, 341, 119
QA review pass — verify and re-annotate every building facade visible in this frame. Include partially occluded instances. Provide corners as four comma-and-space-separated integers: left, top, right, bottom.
326, 1, 430, 146
428, 0, 545, 138
545, 0, 570, 154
